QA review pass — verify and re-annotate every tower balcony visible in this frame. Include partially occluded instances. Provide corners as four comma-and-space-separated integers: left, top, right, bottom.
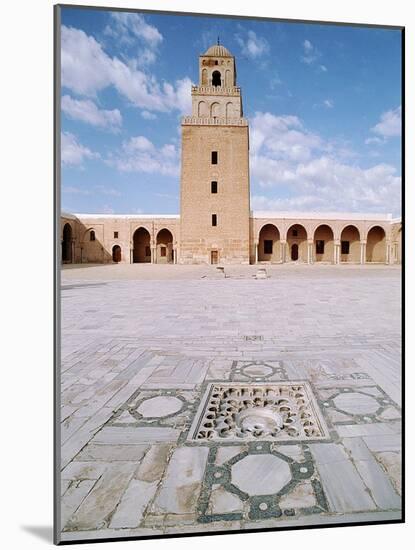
181, 116, 248, 126
191, 85, 241, 96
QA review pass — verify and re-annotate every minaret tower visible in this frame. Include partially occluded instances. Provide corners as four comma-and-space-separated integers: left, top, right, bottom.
179, 42, 250, 264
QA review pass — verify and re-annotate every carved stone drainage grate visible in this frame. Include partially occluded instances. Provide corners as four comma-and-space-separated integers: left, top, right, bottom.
188, 383, 330, 442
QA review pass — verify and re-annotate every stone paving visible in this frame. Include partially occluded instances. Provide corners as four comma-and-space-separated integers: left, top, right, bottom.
58, 264, 402, 542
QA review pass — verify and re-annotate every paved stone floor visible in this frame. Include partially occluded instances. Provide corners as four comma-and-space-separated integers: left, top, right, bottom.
59, 264, 402, 542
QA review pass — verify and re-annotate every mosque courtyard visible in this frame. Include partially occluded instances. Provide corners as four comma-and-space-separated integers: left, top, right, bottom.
59, 263, 402, 542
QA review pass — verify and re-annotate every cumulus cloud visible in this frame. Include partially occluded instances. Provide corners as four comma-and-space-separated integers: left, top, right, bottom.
249, 111, 401, 214
106, 12, 163, 48
371, 106, 401, 138
104, 12, 163, 67
61, 95, 122, 130
61, 132, 99, 166
235, 29, 270, 59
107, 135, 179, 177
323, 99, 334, 109
61, 25, 192, 114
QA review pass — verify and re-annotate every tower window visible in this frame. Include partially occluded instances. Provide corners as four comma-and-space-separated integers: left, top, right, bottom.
212, 214, 217, 226
114, 231, 118, 239
316, 240, 325, 254
341, 241, 350, 254
264, 240, 273, 254
214, 60, 218, 65
212, 70, 221, 87
211, 151, 218, 164
90, 230, 95, 241
211, 181, 218, 193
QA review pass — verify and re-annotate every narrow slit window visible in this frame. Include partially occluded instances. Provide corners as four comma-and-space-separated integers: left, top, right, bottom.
211, 181, 218, 193
90, 230, 95, 241
211, 151, 218, 164
212, 214, 217, 226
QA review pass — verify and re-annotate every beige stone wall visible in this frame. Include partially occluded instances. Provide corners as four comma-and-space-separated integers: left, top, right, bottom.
60, 215, 179, 264
179, 123, 250, 264
251, 217, 395, 264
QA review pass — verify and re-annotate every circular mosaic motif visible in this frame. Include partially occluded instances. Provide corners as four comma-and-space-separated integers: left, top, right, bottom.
243, 365, 274, 377
333, 392, 379, 415
137, 396, 183, 418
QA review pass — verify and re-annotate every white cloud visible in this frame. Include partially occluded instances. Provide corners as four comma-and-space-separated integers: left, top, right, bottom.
301, 39, 326, 69
301, 39, 319, 65
107, 12, 163, 48
371, 106, 401, 138
62, 185, 91, 195
61, 26, 192, 114
107, 135, 180, 177
61, 132, 99, 166
61, 95, 122, 130
249, 111, 401, 214
104, 13, 163, 67
365, 136, 385, 146
323, 99, 334, 109
235, 30, 270, 59
141, 110, 157, 120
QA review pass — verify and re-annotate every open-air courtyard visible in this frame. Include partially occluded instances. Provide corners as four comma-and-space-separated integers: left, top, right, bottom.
59, 264, 402, 542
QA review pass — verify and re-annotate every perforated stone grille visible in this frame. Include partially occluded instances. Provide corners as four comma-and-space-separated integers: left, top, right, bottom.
189, 382, 330, 442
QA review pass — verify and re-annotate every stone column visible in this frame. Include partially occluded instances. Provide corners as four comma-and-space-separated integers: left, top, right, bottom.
386, 241, 391, 264
307, 240, 314, 264
151, 245, 157, 264
280, 241, 286, 263
255, 242, 258, 264
360, 241, 366, 264
333, 240, 340, 264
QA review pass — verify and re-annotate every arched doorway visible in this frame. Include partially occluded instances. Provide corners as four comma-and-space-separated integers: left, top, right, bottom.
366, 226, 386, 263
112, 245, 121, 263
258, 224, 281, 262
212, 70, 221, 87
133, 227, 151, 263
314, 224, 334, 263
340, 225, 360, 263
291, 244, 299, 261
287, 224, 307, 262
62, 223, 72, 264
156, 228, 174, 264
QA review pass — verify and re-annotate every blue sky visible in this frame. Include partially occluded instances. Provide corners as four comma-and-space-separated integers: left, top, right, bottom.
60, 7, 402, 216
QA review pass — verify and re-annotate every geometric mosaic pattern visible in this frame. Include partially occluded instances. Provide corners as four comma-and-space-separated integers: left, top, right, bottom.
230, 360, 288, 382
317, 385, 401, 425
197, 442, 329, 523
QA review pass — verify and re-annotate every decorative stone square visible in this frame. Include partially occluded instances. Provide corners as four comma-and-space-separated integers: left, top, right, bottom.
188, 382, 330, 441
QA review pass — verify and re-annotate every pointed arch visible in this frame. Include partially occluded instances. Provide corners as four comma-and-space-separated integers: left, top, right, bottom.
133, 227, 151, 263
62, 223, 72, 264
156, 228, 174, 264
366, 226, 386, 262
340, 225, 360, 263
258, 224, 281, 262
